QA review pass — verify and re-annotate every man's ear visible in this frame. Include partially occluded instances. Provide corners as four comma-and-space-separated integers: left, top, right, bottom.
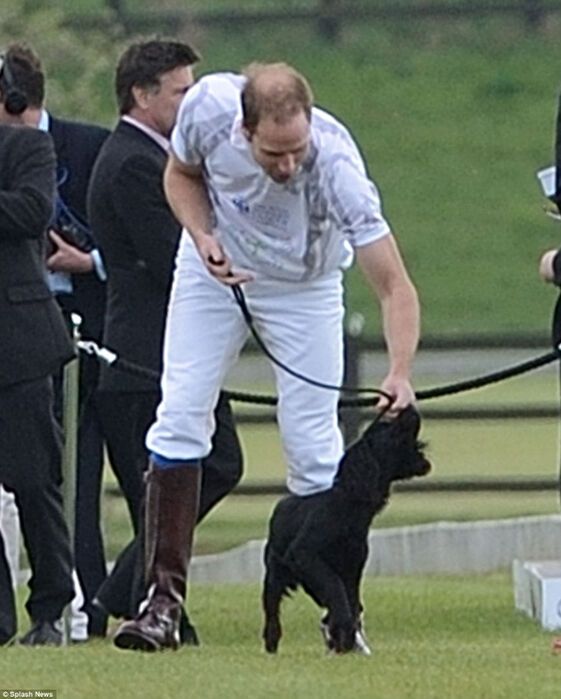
241, 124, 253, 142
132, 84, 149, 110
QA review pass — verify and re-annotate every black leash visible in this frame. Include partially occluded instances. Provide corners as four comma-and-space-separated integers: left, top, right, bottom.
230, 284, 393, 401
229, 284, 561, 406
78, 339, 561, 407
78, 288, 561, 410
343, 346, 561, 407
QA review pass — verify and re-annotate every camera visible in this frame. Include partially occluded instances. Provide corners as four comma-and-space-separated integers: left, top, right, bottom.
53, 209, 94, 252
536, 166, 561, 221
47, 197, 94, 256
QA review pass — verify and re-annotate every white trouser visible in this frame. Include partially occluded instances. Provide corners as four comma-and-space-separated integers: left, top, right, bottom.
0, 488, 88, 640
147, 235, 345, 496
0, 486, 20, 587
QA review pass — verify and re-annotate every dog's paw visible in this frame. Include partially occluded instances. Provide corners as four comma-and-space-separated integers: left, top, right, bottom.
320, 620, 372, 656
321, 621, 355, 654
263, 621, 281, 654
264, 638, 279, 654
353, 627, 372, 656
319, 619, 334, 651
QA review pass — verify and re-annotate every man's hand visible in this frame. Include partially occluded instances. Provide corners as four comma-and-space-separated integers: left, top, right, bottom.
377, 373, 416, 418
539, 249, 559, 283
46, 230, 94, 274
195, 234, 253, 286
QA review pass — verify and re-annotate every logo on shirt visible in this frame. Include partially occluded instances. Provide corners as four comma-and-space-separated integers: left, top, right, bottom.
230, 197, 290, 236
231, 196, 250, 214
253, 204, 290, 233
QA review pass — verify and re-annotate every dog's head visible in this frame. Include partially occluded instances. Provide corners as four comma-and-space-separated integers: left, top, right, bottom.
334, 405, 431, 502
371, 404, 431, 481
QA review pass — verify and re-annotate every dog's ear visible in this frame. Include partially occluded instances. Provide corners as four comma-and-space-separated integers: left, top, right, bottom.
398, 405, 421, 434
414, 445, 432, 476
391, 409, 432, 480
409, 404, 421, 423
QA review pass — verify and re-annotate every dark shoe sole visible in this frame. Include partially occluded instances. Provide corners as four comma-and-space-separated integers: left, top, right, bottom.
18, 634, 63, 647
113, 629, 161, 652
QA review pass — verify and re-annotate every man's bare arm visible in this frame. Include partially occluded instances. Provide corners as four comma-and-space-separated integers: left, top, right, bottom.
356, 235, 420, 414
163, 153, 252, 285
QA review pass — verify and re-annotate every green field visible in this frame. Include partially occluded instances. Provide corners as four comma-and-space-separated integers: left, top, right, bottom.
4, 3, 561, 337
4, 574, 561, 699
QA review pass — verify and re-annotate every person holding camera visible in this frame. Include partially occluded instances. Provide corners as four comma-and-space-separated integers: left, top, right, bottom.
538, 91, 561, 655
0, 86, 75, 645
0, 44, 110, 639
538, 92, 561, 364
538, 93, 561, 294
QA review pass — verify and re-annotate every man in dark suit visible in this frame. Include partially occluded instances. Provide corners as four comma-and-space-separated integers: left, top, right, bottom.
2, 44, 109, 637
87, 40, 243, 645
539, 93, 561, 655
0, 105, 74, 644
538, 93, 561, 372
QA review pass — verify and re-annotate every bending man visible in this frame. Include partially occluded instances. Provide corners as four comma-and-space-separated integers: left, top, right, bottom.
115, 61, 420, 652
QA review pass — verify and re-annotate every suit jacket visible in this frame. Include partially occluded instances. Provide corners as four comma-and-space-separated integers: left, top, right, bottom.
555, 93, 561, 209
0, 125, 74, 388
49, 115, 110, 342
87, 120, 181, 392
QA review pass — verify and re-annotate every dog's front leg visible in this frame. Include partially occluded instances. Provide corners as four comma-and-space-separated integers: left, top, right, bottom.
285, 545, 355, 654
262, 553, 288, 654
340, 542, 368, 625
338, 541, 372, 655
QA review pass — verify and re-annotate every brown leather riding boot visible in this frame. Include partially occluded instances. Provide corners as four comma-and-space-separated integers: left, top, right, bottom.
113, 462, 201, 652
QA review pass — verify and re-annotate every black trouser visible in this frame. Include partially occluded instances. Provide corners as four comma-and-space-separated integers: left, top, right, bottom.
0, 377, 73, 637
97, 391, 157, 532
94, 392, 243, 619
552, 293, 561, 502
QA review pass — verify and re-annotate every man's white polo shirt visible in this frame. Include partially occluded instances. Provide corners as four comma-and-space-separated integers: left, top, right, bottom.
171, 72, 390, 282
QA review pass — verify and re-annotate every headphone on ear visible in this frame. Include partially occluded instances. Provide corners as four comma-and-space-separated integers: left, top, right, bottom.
0, 53, 28, 116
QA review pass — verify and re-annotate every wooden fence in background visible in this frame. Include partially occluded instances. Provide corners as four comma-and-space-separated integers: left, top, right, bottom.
66, 0, 561, 38
104, 332, 561, 495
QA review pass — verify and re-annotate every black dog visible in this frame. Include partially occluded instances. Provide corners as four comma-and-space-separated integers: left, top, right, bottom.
262, 405, 431, 655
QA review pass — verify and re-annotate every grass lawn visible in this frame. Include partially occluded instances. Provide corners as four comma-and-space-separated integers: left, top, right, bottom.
4, 573, 561, 699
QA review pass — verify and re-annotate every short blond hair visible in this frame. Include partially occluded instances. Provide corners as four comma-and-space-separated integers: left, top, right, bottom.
241, 62, 313, 133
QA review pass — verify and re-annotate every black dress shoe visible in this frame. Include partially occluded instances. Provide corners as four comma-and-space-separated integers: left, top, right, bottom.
19, 620, 63, 647
179, 610, 200, 646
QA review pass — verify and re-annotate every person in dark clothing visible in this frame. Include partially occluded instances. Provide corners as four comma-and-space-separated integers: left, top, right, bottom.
1, 43, 110, 638
87, 39, 243, 645
0, 98, 74, 645
538, 91, 561, 655
538, 92, 561, 348
538, 248, 561, 346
